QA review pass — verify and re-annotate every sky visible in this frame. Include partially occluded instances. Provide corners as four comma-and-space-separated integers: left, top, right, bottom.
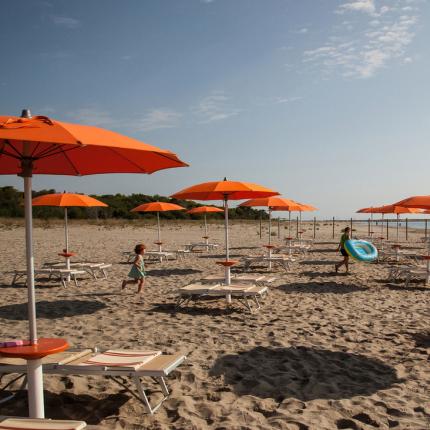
0, 0, 429, 218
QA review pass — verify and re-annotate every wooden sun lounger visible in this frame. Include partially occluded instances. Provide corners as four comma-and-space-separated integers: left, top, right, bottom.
0, 416, 87, 430
11, 269, 87, 288
184, 242, 219, 252
0, 349, 186, 415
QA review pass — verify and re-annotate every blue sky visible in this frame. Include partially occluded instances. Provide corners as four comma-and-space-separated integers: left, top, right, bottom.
0, 0, 429, 218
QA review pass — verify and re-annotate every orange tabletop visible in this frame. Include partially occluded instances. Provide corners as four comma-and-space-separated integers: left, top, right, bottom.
421, 255, 430, 260
58, 252, 75, 258
0, 338, 69, 360
216, 260, 239, 267
154, 241, 163, 245
263, 244, 276, 249
392, 244, 401, 248
202, 236, 209, 239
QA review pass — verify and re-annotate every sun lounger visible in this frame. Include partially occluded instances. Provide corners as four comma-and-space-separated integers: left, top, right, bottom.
242, 255, 293, 272
0, 349, 186, 415
0, 416, 87, 430
11, 268, 87, 288
184, 242, 219, 252
176, 283, 268, 312
43, 262, 112, 280
200, 274, 276, 286
404, 268, 430, 287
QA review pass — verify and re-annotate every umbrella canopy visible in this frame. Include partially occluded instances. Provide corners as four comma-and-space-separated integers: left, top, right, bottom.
171, 179, 279, 284
0, 115, 188, 174
187, 206, 223, 214
32, 193, 107, 208
187, 206, 223, 241
392, 196, 430, 210
240, 196, 299, 245
358, 204, 421, 214
0, 110, 187, 418
131, 202, 185, 250
357, 205, 422, 240
32, 193, 107, 262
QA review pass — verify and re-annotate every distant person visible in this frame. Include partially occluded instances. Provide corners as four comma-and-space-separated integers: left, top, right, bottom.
122, 244, 146, 296
335, 227, 350, 273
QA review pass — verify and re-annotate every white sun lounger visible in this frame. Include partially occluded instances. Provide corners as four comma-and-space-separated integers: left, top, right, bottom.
176, 283, 268, 312
0, 416, 87, 430
0, 349, 186, 415
11, 268, 87, 288
43, 262, 112, 280
242, 255, 293, 272
0, 417, 87, 430
200, 274, 276, 286
184, 242, 219, 252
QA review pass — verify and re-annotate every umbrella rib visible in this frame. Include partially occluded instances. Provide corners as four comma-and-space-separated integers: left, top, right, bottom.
2, 140, 23, 158
105, 147, 151, 173
61, 149, 80, 175
34, 143, 69, 158
30, 142, 42, 157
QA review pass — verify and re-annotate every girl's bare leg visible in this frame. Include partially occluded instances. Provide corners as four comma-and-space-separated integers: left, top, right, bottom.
121, 279, 137, 290
137, 278, 144, 294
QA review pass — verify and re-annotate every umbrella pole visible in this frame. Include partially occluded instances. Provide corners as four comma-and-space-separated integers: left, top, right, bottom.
23, 171, 45, 419
299, 211, 302, 244
157, 212, 161, 252
396, 214, 399, 244
64, 208, 71, 281
224, 197, 231, 289
268, 208, 272, 269
204, 214, 209, 248
288, 211, 292, 255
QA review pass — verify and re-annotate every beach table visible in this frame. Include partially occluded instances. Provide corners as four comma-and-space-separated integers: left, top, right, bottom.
0, 338, 69, 418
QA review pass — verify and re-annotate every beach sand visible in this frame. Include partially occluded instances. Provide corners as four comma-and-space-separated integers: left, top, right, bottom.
0, 219, 429, 429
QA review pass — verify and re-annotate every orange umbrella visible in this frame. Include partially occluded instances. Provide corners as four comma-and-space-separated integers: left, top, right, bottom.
272, 200, 317, 240
131, 202, 185, 251
393, 196, 430, 210
240, 196, 298, 245
357, 205, 422, 240
171, 179, 279, 284
0, 110, 187, 418
187, 206, 223, 241
32, 193, 107, 268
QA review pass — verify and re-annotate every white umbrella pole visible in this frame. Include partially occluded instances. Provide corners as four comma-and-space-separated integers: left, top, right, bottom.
224, 197, 231, 288
396, 214, 399, 243
157, 212, 161, 252
23, 174, 45, 419
299, 211, 302, 244
371, 213, 373, 238
268, 208, 272, 246
64, 208, 71, 280
204, 214, 208, 245
288, 211, 292, 255
381, 214, 384, 238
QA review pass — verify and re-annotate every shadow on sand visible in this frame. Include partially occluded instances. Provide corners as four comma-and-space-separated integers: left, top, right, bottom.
300, 260, 340, 266
279, 282, 368, 294
149, 302, 236, 316
210, 346, 400, 402
0, 300, 106, 320
0, 390, 129, 425
145, 268, 202, 277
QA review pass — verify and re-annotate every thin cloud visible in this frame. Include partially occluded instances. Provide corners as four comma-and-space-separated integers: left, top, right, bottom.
67, 108, 114, 127
134, 109, 182, 132
303, 1, 421, 78
192, 92, 241, 123
51, 16, 81, 29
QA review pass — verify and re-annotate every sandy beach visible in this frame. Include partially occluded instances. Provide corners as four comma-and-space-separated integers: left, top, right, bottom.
0, 219, 429, 429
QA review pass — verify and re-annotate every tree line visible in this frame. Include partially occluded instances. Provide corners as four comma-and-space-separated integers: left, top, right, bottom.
0, 186, 268, 220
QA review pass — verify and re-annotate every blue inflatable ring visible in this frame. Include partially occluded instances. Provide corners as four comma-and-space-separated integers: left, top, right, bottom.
344, 239, 378, 262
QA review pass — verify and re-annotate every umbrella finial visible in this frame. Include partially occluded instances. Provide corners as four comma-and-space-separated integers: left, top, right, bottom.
21, 109, 32, 119
223, 177, 227, 181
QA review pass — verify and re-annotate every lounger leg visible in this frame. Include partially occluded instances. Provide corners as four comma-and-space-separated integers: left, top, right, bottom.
60, 275, 67, 288
102, 269, 108, 279
157, 377, 169, 396
73, 274, 78, 287
133, 375, 166, 415
11, 273, 18, 286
